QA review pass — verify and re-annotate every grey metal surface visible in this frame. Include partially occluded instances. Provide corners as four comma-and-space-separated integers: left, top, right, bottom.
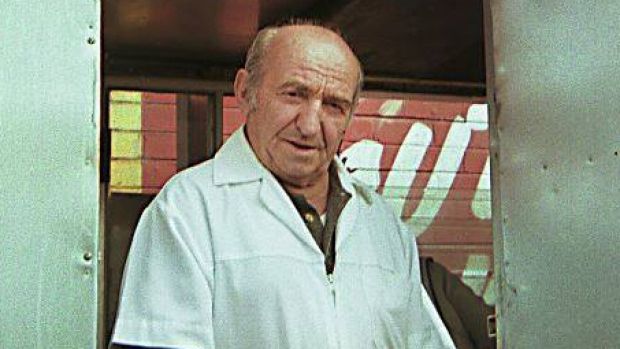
489, 1, 620, 348
0, 1, 100, 348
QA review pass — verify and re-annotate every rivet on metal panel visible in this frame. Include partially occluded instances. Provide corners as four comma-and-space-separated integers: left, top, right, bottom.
614, 151, 618, 156
542, 164, 548, 170
83, 252, 93, 261
509, 285, 518, 297
87, 37, 96, 45
587, 156, 594, 163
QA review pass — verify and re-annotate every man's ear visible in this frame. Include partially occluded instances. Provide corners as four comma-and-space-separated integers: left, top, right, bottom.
234, 69, 251, 116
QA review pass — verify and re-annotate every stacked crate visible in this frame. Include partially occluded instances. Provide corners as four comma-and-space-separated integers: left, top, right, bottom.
109, 91, 178, 194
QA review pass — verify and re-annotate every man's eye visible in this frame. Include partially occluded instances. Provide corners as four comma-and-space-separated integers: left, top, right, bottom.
284, 90, 300, 98
325, 102, 345, 114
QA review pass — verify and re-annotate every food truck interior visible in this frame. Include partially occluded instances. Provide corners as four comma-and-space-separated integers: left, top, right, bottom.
102, 0, 492, 347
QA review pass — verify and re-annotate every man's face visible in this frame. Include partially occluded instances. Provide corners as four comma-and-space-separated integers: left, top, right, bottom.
236, 27, 360, 187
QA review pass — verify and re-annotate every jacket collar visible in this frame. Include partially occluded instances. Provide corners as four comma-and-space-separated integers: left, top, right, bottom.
213, 126, 357, 199
213, 127, 268, 185
332, 155, 356, 197
213, 127, 364, 254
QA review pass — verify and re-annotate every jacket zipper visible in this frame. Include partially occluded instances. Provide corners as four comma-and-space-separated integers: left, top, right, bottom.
326, 272, 339, 348
327, 273, 336, 307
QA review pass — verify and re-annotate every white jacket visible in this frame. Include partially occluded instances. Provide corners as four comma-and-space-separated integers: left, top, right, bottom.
112, 128, 455, 349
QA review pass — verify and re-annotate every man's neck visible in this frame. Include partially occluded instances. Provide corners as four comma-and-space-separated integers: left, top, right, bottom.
282, 172, 330, 214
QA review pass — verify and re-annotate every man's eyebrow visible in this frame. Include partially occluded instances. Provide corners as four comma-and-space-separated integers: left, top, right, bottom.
324, 95, 353, 108
278, 80, 353, 107
278, 80, 308, 91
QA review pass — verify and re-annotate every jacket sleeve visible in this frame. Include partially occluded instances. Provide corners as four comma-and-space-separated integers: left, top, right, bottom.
398, 221, 456, 349
419, 286, 458, 349
110, 184, 215, 349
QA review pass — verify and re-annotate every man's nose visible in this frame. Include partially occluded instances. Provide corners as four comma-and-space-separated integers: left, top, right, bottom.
296, 99, 322, 137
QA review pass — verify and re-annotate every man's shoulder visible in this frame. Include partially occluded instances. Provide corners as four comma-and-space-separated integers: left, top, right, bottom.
149, 160, 217, 208
346, 177, 417, 248
163, 160, 215, 191
349, 178, 394, 215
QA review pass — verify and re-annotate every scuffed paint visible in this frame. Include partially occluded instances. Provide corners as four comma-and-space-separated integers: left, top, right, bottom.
378, 99, 404, 116
344, 102, 491, 237
405, 104, 488, 235
472, 157, 492, 220
371, 122, 432, 215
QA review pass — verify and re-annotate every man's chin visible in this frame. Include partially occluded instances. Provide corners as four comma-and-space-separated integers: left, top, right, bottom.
275, 167, 324, 188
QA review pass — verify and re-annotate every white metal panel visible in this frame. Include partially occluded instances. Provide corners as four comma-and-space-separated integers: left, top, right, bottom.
0, 1, 100, 348
489, 1, 620, 347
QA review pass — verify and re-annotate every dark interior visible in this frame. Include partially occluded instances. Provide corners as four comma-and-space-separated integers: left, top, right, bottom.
104, 0, 485, 96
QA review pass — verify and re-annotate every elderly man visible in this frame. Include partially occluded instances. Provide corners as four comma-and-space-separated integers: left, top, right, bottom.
111, 21, 454, 349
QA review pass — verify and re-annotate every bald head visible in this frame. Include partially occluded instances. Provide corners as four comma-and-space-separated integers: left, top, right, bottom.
243, 22, 363, 114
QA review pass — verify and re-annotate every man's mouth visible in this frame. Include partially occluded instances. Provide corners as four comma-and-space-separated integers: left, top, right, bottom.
285, 139, 319, 151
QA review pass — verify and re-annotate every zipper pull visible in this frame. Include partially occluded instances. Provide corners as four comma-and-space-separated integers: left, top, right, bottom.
327, 273, 336, 307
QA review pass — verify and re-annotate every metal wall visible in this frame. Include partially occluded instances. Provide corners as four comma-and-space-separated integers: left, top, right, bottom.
0, 1, 101, 348
489, 1, 620, 347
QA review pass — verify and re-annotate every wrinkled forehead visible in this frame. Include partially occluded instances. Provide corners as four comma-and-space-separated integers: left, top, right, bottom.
265, 26, 361, 95
284, 65, 357, 101
274, 25, 357, 57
